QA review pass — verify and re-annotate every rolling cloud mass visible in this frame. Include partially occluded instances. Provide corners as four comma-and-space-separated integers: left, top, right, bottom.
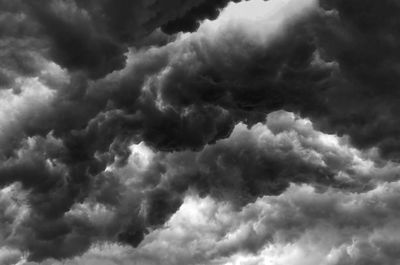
1, 0, 400, 264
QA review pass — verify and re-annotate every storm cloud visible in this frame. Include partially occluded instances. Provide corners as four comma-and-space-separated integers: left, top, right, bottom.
1, 0, 400, 264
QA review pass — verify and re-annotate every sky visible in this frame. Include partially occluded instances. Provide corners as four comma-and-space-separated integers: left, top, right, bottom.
1, 0, 400, 264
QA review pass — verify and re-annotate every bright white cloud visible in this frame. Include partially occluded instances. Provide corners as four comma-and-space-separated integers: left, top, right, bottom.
195, 0, 318, 51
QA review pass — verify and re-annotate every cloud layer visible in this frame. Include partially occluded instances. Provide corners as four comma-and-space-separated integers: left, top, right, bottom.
1, 0, 400, 263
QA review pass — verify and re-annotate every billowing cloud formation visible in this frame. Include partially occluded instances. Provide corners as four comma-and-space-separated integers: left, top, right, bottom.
1, 0, 400, 263
2, 110, 399, 262
138, 181, 400, 265
18, 180, 400, 265
1, 0, 248, 80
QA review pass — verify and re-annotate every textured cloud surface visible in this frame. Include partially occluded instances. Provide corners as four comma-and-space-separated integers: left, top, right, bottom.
1, 0, 400, 264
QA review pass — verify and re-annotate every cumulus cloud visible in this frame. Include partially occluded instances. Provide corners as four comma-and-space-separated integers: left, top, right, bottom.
1, 0, 400, 263
10, 110, 400, 262
24, 180, 400, 265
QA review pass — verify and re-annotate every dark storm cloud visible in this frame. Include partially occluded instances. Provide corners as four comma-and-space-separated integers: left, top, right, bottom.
107, 111, 382, 251
0, 134, 117, 262
0, 0, 352, 260
27, 0, 127, 79
15, 0, 250, 79
303, 0, 400, 158
14, 16, 332, 245
0, 0, 251, 81
0, 110, 371, 262
2, 0, 400, 263
152, 0, 400, 159
157, 26, 330, 122
0, 0, 326, 157
3, 0, 400, 160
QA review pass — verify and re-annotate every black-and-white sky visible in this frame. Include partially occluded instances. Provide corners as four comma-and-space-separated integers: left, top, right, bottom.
1, 0, 400, 264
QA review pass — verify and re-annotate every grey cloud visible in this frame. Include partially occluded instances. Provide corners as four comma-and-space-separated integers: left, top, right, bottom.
2, 0, 400, 262
32, 180, 400, 265
22, 0, 247, 78
2, 109, 379, 261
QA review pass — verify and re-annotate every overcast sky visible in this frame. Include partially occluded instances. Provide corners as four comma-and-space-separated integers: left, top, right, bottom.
1, 0, 400, 264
